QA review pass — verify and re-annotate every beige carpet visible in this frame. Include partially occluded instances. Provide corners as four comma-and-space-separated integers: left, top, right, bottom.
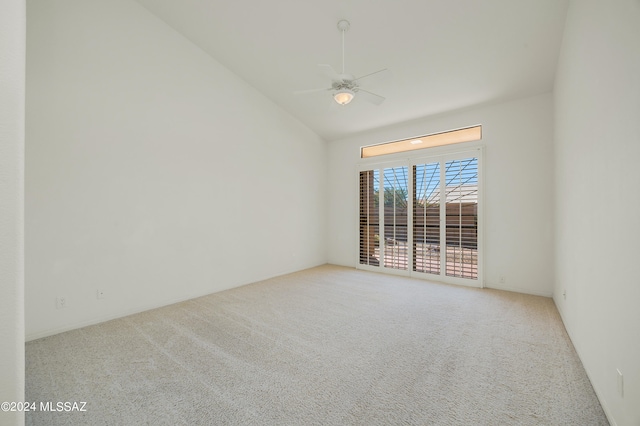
26, 265, 608, 425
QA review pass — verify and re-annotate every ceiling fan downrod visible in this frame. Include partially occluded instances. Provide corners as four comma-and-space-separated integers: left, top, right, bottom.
337, 19, 350, 75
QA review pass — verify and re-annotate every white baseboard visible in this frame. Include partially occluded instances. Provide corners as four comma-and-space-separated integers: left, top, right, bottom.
26, 291, 211, 342
552, 297, 617, 426
484, 282, 552, 298
26, 261, 328, 342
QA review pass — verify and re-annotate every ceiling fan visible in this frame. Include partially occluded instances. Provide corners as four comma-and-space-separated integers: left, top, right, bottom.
295, 19, 390, 106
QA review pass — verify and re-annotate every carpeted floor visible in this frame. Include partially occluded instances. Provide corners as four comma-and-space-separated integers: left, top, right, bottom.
25, 265, 608, 425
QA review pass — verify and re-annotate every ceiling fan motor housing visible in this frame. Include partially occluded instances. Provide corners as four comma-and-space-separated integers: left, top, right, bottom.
332, 74, 357, 91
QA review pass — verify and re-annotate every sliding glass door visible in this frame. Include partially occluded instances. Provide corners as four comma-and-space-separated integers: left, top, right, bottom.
444, 157, 479, 279
358, 149, 482, 287
359, 162, 410, 273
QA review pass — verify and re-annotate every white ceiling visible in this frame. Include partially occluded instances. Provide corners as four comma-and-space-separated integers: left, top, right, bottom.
134, 0, 569, 141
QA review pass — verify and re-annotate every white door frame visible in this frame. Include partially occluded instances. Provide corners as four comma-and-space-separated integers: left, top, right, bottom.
356, 147, 484, 288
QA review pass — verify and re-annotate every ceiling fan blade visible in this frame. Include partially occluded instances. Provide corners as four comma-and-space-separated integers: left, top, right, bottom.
317, 63, 340, 80
353, 68, 391, 86
293, 87, 331, 95
357, 89, 385, 105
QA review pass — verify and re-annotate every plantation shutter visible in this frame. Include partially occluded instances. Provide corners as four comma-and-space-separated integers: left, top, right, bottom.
444, 158, 478, 279
359, 170, 380, 267
382, 167, 409, 270
413, 162, 441, 274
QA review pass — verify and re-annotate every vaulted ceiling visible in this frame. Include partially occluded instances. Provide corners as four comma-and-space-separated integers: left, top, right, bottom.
134, 0, 569, 141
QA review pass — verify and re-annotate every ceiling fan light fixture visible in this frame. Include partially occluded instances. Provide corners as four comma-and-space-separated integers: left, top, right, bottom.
334, 89, 355, 105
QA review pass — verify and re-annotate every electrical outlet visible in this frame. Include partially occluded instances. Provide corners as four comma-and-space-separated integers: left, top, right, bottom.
55, 296, 67, 309
617, 369, 624, 397
97, 289, 105, 299
499, 275, 505, 284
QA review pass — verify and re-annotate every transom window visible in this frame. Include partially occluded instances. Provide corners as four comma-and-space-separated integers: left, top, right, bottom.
360, 125, 482, 158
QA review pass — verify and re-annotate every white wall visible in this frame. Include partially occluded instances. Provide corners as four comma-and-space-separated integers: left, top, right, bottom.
554, 1, 640, 424
0, 0, 25, 425
26, 0, 327, 340
328, 94, 555, 296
